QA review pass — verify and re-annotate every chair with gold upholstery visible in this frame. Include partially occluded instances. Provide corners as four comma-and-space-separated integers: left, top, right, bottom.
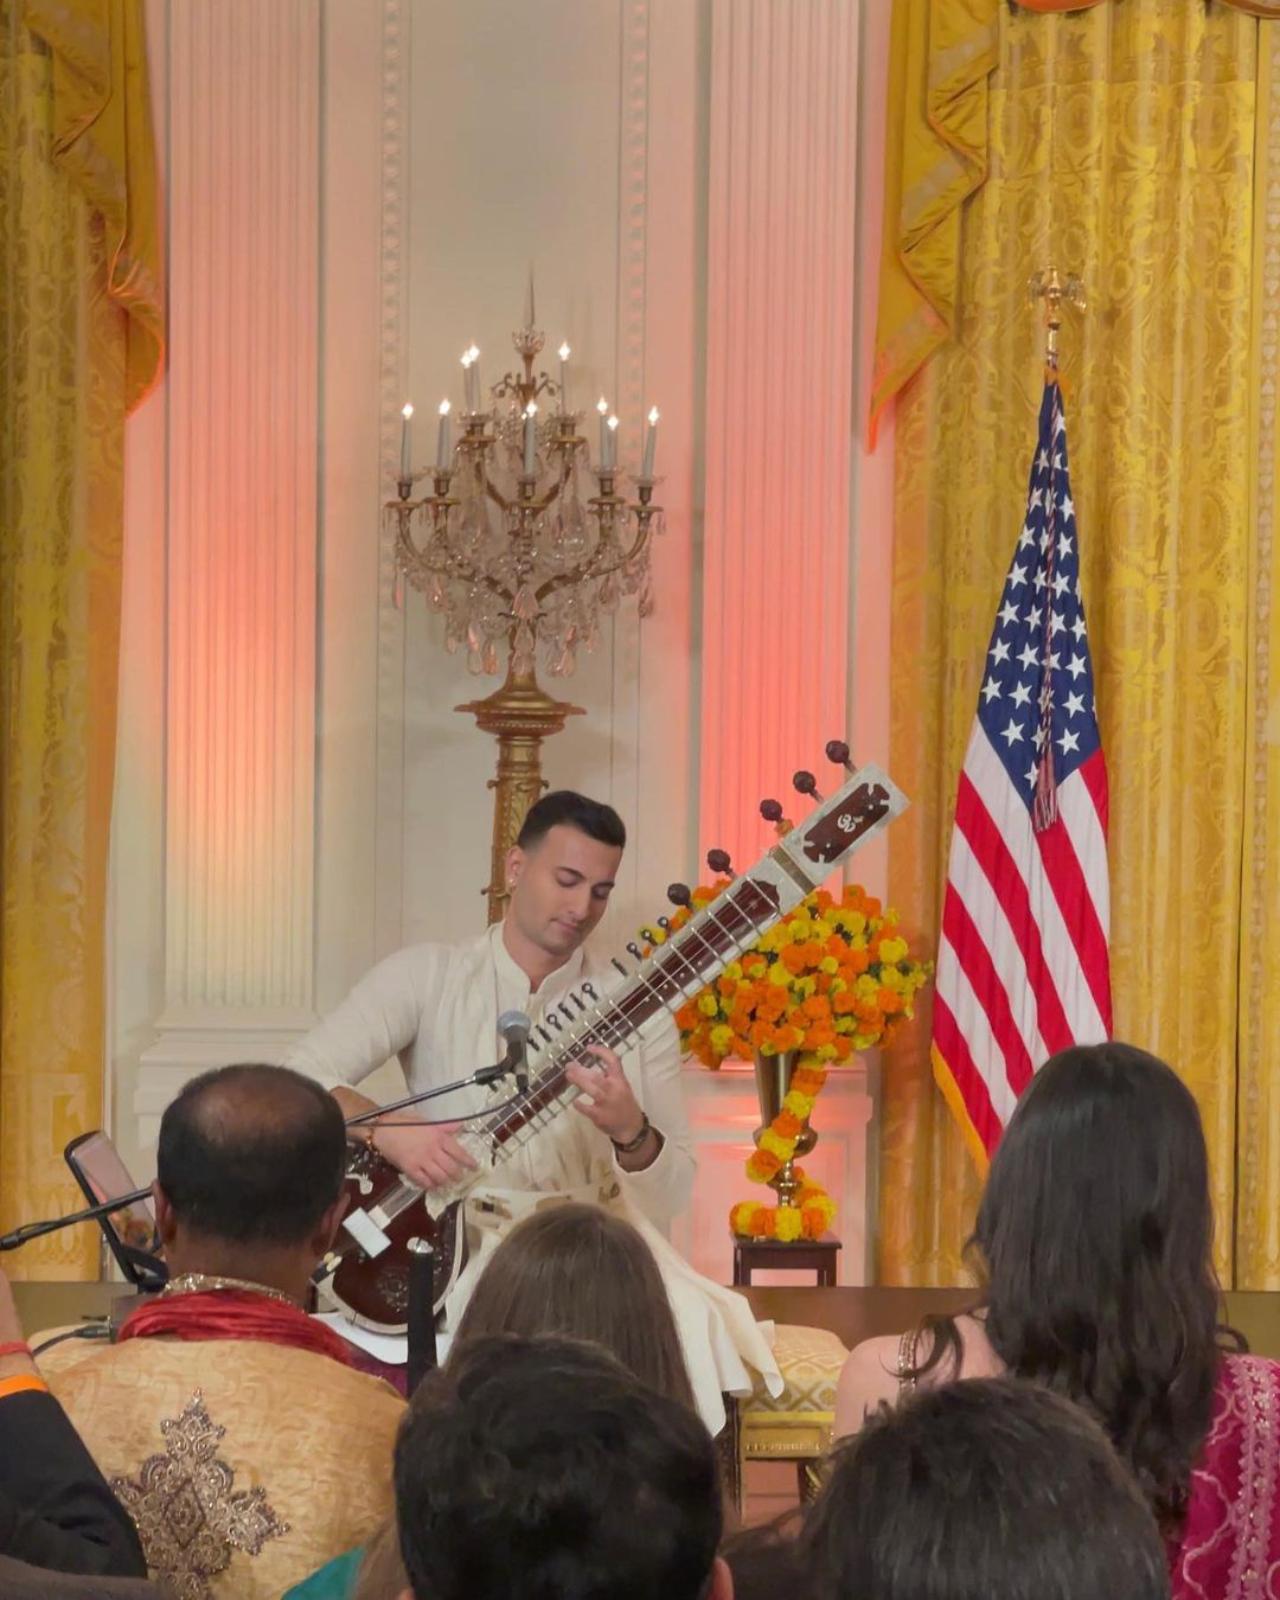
736, 1322, 849, 1505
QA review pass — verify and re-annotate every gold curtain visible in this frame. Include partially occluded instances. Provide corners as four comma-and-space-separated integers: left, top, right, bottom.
0, 0, 162, 1277
877, 0, 1262, 1284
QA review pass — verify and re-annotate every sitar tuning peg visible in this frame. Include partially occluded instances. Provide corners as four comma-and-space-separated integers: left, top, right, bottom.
793, 770, 823, 801
706, 847, 733, 877
760, 797, 790, 839
667, 882, 692, 908
825, 739, 854, 771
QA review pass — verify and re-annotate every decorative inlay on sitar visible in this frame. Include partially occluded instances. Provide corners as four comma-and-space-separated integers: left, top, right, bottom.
316, 752, 907, 1331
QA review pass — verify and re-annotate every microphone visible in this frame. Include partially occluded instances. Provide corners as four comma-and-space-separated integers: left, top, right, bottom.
497, 1009, 532, 1092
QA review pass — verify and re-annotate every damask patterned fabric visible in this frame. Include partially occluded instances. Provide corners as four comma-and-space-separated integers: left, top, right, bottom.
0, 0, 161, 1278
878, 0, 1261, 1284
46, 1339, 404, 1600
1171, 1354, 1280, 1599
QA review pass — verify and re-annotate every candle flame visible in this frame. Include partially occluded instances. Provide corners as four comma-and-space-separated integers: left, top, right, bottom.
597, 396, 609, 415
525, 401, 538, 418
460, 351, 472, 368
402, 402, 414, 419
439, 399, 451, 416
467, 344, 480, 361
607, 414, 620, 431
648, 406, 660, 425
559, 342, 571, 361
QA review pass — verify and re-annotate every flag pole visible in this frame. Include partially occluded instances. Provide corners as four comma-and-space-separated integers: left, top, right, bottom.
1028, 266, 1086, 378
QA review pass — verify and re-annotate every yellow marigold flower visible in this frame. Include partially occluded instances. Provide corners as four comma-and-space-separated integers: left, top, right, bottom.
855, 974, 879, 999
829, 977, 847, 995
697, 993, 719, 1018
759, 1129, 794, 1159
816, 1043, 838, 1062
879, 936, 909, 964
796, 976, 816, 999
767, 961, 789, 988
819, 956, 839, 976
783, 1090, 813, 1119
774, 1206, 803, 1242
879, 968, 905, 992
724, 961, 743, 982
843, 911, 867, 936
709, 1025, 733, 1053
812, 919, 834, 941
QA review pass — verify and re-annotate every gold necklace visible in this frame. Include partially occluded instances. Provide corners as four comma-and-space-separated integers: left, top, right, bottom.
161, 1272, 305, 1311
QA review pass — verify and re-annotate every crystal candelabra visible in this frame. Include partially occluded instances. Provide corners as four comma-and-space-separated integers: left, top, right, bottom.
387, 296, 663, 923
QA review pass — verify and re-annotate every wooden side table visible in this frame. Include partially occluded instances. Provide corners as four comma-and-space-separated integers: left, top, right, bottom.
731, 1233, 841, 1287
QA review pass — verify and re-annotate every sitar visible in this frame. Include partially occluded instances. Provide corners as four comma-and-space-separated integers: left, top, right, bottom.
314, 755, 906, 1332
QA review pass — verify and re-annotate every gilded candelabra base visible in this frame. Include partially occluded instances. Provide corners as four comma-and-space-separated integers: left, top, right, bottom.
752, 1050, 818, 1210
457, 658, 584, 924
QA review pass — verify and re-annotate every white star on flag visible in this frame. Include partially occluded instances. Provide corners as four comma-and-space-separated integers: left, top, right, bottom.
1010, 681, 1032, 708
1001, 719, 1025, 746
981, 677, 1002, 704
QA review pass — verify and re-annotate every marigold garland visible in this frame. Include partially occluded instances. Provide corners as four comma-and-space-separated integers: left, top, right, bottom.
643, 883, 932, 1241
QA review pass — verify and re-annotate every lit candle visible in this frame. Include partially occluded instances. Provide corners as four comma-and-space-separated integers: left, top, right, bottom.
641, 406, 659, 478
523, 402, 538, 477
400, 402, 414, 479
461, 350, 475, 412
468, 345, 481, 410
597, 396, 609, 460
558, 343, 571, 413
436, 399, 451, 470
606, 413, 620, 471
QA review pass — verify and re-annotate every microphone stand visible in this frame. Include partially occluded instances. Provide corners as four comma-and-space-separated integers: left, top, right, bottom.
342, 1054, 517, 1128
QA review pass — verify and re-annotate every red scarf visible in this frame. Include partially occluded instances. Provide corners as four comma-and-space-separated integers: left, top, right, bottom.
117, 1289, 354, 1367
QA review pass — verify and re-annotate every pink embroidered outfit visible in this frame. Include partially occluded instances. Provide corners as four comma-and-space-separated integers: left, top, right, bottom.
1172, 1354, 1280, 1600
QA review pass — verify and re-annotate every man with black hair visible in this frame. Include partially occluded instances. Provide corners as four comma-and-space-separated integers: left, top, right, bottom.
45, 1065, 405, 1600
801, 1376, 1170, 1600
393, 1334, 732, 1600
288, 790, 780, 1431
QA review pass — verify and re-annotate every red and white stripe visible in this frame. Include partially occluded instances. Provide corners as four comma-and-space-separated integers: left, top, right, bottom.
932, 724, 1112, 1164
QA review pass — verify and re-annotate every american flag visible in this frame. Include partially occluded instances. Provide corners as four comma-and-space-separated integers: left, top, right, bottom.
931, 380, 1112, 1165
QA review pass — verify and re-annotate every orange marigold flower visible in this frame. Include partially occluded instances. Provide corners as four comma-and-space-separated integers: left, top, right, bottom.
801, 1206, 829, 1238
749, 1209, 773, 1237
773, 1110, 803, 1139
879, 987, 903, 1014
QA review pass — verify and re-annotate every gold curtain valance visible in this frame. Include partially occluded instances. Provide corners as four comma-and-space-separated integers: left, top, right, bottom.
872, 0, 1276, 427
1016, 1, 1280, 13
21, 0, 163, 408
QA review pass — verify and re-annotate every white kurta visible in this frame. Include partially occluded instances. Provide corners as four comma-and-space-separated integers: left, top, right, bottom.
287, 924, 781, 1432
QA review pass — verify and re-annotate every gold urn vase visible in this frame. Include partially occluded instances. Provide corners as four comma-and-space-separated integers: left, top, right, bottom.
752, 1050, 817, 1209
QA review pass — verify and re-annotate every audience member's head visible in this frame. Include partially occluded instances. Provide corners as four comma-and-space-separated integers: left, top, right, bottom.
453, 1203, 695, 1407
963, 1040, 1226, 1522
393, 1334, 727, 1600
154, 1063, 347, 1290
802, 1376, 1170, 1600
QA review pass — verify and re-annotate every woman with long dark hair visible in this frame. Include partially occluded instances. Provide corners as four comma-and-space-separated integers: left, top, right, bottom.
834, 1041, 1278, 1595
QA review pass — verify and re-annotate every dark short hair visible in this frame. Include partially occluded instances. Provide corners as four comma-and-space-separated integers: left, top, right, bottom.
515, 790, 626, 851
801, 1377, 1170, 1600
395, 1334, 721, 1600
156, 1063, 346, 1246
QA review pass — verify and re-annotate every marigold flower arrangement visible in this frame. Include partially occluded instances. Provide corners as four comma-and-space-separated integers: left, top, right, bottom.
648, 882, 931, 1241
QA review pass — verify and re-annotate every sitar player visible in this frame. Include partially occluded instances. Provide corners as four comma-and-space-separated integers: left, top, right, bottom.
287, 791, 780, 1433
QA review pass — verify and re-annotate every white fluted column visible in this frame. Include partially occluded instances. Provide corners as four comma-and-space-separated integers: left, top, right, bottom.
138, 0, 321, 1132
699, 0, 860, 868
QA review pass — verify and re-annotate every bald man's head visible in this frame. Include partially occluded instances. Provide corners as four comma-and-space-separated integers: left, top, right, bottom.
156, 1064, 346, 1247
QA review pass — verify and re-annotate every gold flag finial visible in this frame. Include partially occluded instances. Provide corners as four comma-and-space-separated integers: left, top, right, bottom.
1028, 267, 1086, 372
